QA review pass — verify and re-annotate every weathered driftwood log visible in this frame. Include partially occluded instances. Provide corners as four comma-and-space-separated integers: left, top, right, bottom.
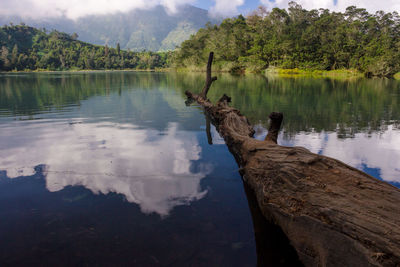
185, 53, 400, 267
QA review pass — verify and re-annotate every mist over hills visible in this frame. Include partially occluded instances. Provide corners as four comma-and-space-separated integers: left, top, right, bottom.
0, 5, 218, 51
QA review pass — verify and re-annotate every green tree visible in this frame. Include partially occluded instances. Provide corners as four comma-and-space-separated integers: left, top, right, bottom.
116, 42, 120, 55
174, 2, 400, 77
11, 44, 18, 67
71, 33, 79, 40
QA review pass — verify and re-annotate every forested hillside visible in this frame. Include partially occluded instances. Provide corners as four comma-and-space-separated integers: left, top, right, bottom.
0, 25, 170, 71
2, 3, 400, 76
1, 5, 217, 52
174, 3, 400, 77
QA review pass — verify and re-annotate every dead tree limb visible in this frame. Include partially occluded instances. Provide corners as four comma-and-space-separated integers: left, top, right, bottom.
200, 52, 218, 99
185, 52, 400, 267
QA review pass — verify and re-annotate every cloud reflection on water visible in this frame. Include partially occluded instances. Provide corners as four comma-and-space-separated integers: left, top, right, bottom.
0, 120, 211, 216
279, 125, 400, 183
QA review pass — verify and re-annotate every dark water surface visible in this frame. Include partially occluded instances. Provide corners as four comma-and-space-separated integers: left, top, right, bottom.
0, 72, 399, 265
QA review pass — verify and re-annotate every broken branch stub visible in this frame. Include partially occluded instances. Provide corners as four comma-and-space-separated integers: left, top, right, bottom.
265, 112, 283, 144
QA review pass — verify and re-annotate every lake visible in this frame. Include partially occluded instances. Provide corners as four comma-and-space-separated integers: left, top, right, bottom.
0, 71, 399, 266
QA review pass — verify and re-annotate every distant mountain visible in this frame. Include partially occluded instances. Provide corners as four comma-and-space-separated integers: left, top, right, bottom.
0, 5, 218, 51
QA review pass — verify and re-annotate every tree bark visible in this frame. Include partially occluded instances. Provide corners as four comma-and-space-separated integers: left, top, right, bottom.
200, 52, 218, 99
185, 52, 400, 267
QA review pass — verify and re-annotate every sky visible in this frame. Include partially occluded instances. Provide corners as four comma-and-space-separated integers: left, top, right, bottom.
0, 0, 399, 19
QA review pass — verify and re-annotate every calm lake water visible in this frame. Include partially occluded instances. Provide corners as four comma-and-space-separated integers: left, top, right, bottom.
0, 71, 399, 266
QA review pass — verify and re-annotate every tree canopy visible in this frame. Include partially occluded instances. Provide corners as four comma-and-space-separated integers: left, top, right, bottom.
173, 2, 400, 77
0, 25, 170, 71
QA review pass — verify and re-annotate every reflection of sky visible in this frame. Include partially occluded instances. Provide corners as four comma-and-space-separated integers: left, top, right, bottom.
0, 120, 211, 216
254, 125, 400, 185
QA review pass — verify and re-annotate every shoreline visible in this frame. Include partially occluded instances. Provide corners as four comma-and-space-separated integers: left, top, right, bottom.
1, 68, 399, 80
0, 68, 171, 74
175, 66, 400, 79
265, 67, 364, 79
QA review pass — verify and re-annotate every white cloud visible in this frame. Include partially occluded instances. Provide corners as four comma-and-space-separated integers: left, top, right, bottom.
334, 0, 400, 13
260, 0, 400, 14
284, 126, 400, 183
1, 0, 399, 20
260, 0, 334, 11
0, 0, 196, 19
161, 0, 196, 13
252, 123, 400, 183
0, 120, 211, 216
209, 0, 245, 18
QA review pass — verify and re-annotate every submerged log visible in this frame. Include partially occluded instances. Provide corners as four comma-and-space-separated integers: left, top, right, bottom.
185, 53, 400, 266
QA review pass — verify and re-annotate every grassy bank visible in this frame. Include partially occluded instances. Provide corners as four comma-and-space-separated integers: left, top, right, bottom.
3, 67, 397, 81
265, 67, 363, 79
175, 64, 364, 79
174, 61, 241, 73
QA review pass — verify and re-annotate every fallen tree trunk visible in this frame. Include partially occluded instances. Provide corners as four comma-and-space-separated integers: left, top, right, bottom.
185, 53, 400, 266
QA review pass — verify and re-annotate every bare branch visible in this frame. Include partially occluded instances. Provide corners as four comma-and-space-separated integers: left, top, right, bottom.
200, 52, 217, 98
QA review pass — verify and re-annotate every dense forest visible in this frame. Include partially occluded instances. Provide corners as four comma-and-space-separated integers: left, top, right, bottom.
0, 25, 170, 71
174, 3, 400, 77
1, 2, 400, 77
